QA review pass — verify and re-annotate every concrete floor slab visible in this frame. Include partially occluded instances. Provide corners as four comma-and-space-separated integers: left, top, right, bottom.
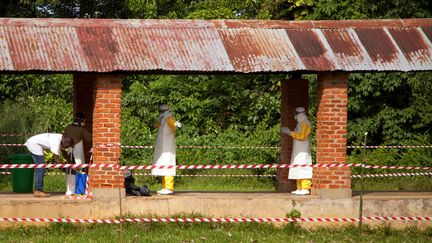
0, 191, 431, 228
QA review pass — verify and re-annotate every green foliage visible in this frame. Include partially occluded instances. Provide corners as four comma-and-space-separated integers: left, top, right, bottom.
285, 205, 302, 229
0, 74, 72, 102
286, 208, 301, 218
305, 0, 367, 20
0, 97, 73, 162
2, 0, 431, 20
348, 72, 432, 146
122, 74, 282, 137
0, 74, 73, 163
306, 0, 432, 20
125, 0, 157, 18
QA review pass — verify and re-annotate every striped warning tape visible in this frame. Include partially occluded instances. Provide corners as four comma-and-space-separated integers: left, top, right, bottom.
0, 143, 26, 147
122, 145, 280, 149
137, 173, 277, 177
347, 145, 432, 149
103, 144, 432, 149
351, 172, 432, 178
60, 195, 92, 200
123, 172, 432, 178
0, 216, 430, 224
94, 143, 281, 149
2, 143, 431, 149
0, 163, 431, 170
55, 172, 276, 178
0, 133, 32, 137
126, 172, 432, 178
1, 171, 431, 178
0, 143, 279, 149
361, 164, 432, 170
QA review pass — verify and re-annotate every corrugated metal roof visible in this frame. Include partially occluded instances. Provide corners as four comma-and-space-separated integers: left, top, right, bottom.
0, 18, 431, 73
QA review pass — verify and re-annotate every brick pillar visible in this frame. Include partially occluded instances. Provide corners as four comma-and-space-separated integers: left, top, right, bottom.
73, 74, 96, 163
315, 72, 351, 199
277, 78, 308, 192
90, 75, 124, 198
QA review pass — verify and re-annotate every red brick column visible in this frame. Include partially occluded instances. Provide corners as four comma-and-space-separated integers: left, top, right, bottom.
278, 78, 308, 192
90, 75, 124, 198
315, 72, 351, 198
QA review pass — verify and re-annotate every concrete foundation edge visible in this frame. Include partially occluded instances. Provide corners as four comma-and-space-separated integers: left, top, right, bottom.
318, 189, 352, 199
92, 188, 125, 199
1, 192, 431, 228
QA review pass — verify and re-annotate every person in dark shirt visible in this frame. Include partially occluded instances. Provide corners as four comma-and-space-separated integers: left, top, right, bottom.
62, 112, 92, 195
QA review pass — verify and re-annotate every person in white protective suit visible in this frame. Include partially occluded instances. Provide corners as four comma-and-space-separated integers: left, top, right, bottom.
281, 107, 313, 195
152, 105, 182, 195
62, 112, 92, 195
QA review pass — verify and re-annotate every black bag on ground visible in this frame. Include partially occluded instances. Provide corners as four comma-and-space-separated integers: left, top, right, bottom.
125, 170, 151, 196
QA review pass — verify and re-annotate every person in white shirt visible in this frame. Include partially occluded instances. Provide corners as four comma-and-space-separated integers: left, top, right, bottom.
25, 133, 73, 197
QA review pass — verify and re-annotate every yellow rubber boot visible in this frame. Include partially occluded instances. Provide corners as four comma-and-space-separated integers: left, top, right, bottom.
300, 179, 312, 190
158, 176, 175, 195
163, 176, 175, 191
296, 180, 301, 191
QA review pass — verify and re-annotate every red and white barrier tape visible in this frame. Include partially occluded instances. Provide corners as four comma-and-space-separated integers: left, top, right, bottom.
1, 171, 431, 178
60, 195, 92, 200
0, 133, 31, 137
347, 145, 432, 149
122, 164, 291, 170
351, 172, 432, 178
0, 163, 431, 170
125, 163, 432, 170
362, 164, 432, 170
0, 143, 25, 147
0, 216, 430, 224
140, 173, 277, 177
124, 172, 432, 178
2, 142, 431, 149
122, 145, 279, 149
96, 143, 279, 149
0, 143, 278, 149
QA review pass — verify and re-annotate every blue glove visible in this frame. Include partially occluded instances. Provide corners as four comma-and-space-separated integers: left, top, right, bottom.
281, 127, 291, 134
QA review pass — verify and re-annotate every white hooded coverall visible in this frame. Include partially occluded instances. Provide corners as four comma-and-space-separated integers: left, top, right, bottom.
288, 111, 313, 190
152, 111, 177, 190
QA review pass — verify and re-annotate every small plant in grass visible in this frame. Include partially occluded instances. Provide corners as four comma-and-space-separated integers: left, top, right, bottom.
285, 200, 301, 229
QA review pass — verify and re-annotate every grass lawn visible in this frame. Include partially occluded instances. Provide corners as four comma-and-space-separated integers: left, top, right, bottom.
1, 168, 432, 193
0, 221, 431, 242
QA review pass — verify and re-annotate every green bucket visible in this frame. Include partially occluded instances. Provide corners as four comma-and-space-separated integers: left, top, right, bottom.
9, 154, 34, 193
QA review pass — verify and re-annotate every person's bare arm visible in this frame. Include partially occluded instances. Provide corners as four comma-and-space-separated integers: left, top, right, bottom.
53, 154, 63, 164
60, 150, 72, 163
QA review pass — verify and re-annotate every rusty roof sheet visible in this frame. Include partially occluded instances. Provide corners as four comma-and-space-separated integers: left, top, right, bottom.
0, 18, 431, 73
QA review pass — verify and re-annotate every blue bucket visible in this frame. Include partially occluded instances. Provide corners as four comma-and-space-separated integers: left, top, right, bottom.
75, 173, 88, 195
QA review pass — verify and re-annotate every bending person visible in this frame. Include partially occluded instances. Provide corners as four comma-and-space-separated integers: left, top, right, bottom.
25, 133, 73, 197
281, 107, 313, 195
152, 105, 181, 195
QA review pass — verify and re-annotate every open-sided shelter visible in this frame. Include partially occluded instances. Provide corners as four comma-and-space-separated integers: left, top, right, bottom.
1, 18, 431, 199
